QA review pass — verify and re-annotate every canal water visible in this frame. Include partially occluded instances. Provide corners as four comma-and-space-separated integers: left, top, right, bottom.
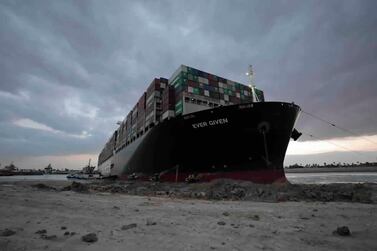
1, 172, 377, 184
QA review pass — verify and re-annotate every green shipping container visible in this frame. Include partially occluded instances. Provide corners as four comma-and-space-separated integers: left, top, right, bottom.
187, 67, 198, 75
255, 88, 265, 101
173, 77, 187, 88
175, 101, 183, 114
175, 100, 182, 107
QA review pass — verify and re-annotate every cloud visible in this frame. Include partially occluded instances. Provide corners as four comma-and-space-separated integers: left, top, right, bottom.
287, 134, 377, 155
13, 118, 91, 139
0, 0, 376, 168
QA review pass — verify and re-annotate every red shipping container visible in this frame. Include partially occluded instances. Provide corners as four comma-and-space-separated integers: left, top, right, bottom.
208, 79, 219, 87
188, 80, 199, 88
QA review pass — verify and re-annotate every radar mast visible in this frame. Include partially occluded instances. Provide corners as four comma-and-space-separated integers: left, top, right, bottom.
246, 65, 259, 102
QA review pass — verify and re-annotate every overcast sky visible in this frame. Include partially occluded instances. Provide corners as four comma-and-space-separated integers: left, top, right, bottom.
0, 0, 376, 169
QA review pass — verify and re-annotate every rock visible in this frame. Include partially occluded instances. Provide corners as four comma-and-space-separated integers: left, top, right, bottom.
321, 192, 334, 202
81, 233, 98, 243
217, 221, 226, 226
61, 185, 71, 191
250, 215, 260, 221
146, 219, 157, 226
71, 182, 89, 193
60, 226, 67, 230
0, 229, 16, 237
31, 183, 56, 190
334, 226, 351, 236
35, 229, 47, 234
338, 191, 353, 200
136, 187, 148, 194
64, 231, 70, 236
352, 192, 372, 203
42, 235, 57, 240
276, 192, 289, 202
121, 223, 137, 230
113, 206, 120, 210
222, 212, 230, 216
257, 188, 265, 197
231, 187, 246, 199
108, 185, 127, 193
70, 232, 76, 236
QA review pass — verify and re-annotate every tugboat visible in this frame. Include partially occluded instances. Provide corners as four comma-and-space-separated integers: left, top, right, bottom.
67, 159, 99, 180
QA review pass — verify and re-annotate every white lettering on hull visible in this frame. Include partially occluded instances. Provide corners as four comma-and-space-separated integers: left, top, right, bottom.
192, 118, 229, 129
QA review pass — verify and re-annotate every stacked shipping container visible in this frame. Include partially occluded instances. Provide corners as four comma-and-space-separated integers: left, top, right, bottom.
145, 78, 168, 128
98, 65, 265, 166
161, 85, 175, 120
136, 92, 146, 136
168, 65, 264, 116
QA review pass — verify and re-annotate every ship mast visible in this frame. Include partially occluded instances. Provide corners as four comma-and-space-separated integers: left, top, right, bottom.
246, 65, 259, 102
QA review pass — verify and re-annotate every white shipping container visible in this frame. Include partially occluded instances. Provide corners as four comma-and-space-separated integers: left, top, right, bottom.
188, 86, 193, 93
146, 93, 155, 105
160, 82, 166, 89
227, 79, 235, 86
236, 92, 240, 98
162, 110, 175, 120
198, 77, 209, 84
244, 90, 249, 96
181, 65, 188, 73
220, 100, 225, 105
224, 94, 229, 101
146, 111, 154, 121
219, 88, 224, 94
204, 90, 210, 96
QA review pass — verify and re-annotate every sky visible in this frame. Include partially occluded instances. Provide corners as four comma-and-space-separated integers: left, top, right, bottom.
0, 0, 376, 170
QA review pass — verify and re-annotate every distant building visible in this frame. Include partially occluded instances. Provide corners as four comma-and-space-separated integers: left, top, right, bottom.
4, 163, 17, 172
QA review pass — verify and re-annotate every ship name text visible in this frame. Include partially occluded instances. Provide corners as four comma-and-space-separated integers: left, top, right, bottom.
192, 118, 229, 129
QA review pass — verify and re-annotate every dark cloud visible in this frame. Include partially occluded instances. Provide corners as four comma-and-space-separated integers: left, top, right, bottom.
0, 0, 376, 165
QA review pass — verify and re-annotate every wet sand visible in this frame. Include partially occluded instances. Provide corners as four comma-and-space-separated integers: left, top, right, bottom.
1, 180, 377, 251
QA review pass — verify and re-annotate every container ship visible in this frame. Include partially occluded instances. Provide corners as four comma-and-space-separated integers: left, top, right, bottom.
97, 65, 301, 183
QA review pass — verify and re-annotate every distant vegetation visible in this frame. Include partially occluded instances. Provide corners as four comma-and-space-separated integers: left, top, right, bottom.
285, 161, 377, 169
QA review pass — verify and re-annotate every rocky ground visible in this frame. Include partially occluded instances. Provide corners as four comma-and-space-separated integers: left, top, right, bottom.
0, 180, 377, 250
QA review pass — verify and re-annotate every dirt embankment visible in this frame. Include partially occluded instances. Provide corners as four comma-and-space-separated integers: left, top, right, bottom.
41, 179, 377, 204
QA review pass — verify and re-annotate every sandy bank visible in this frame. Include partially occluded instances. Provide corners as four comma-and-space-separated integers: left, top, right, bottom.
0, 181, 377, 250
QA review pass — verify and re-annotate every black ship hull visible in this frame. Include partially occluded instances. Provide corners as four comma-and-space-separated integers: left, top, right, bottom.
99, 102, 300, 183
